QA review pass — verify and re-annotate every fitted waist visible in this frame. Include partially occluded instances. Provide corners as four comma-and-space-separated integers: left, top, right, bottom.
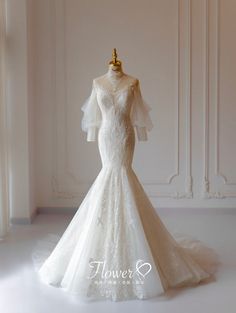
101, 118, 132, 129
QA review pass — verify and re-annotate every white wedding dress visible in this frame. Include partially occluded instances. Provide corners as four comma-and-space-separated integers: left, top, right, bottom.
37, 73, 220, 301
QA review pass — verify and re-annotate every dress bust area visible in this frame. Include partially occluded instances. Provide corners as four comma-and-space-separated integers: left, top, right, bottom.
90, 74, 147, 142
93, 73, 138, 94
85, 50, 150, 142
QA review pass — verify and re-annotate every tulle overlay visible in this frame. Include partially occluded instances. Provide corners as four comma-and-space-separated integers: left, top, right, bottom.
34, 166, 219, 301
34, 74, 220, 301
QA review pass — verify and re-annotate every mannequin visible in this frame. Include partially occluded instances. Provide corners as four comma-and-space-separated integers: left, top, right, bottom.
86, 48, 148, 142
107, 48, 125, 85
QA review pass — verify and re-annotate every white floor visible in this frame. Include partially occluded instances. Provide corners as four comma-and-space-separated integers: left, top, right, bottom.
0, 210, 236, 313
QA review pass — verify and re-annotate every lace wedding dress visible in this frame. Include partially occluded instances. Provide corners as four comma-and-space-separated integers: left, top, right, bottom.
37, 73, 220, 301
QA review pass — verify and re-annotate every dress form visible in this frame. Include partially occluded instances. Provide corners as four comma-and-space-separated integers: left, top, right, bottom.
87, 49, 148, 141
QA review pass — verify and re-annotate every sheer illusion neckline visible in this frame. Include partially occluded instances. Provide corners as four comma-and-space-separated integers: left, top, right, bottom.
98, 73, 136, 95
104, 73, 129, 92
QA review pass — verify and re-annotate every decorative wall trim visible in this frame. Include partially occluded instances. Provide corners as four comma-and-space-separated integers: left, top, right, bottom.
202, 0, 210, 198
51, 0, 193, 199
215, 0, 236, 186
184, 0, 193, 198
51, 0, 80, 198
160, 0, 180, 185
202, 0, 236, 198
146, 0, 193, 198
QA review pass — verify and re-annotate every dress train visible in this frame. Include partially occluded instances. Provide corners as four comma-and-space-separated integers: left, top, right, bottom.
33, 165, 220, 301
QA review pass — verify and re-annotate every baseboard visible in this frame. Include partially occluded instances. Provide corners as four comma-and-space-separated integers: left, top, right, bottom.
11, 207, 236, 224
156, 206, 236, 215
37, 207, 77, 214
36, 206, 236, 216
10, 208, 38, 225
11, 217, 32, 225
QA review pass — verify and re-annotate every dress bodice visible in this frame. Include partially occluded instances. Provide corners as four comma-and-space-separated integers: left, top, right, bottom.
94, 74, 137, 117
81, 73, 153, 142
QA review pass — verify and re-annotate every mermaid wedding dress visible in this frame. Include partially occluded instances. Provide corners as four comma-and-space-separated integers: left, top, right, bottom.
37, 73, 220, 301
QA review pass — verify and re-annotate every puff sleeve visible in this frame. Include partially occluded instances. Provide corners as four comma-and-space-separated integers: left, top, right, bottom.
81, 80, 102, 142
130, 79, 153, 141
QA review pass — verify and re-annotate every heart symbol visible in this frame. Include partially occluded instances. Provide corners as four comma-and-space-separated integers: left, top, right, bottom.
136, 259, 152, 278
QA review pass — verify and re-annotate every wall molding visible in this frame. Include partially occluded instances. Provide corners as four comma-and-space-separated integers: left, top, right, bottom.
202, 0, 210, 198
215, 0, 236, 187
183, 0, 193, 198
202, 0, 236, 199
51, 0, 193, 200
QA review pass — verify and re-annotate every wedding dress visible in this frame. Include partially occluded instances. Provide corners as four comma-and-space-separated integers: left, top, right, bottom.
36, 73, 220, 301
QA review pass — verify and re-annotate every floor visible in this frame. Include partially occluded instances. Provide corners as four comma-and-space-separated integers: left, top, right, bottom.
0, 210, 236, 313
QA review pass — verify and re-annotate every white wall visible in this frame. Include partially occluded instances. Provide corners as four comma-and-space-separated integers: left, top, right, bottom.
7, 0, 236, 214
